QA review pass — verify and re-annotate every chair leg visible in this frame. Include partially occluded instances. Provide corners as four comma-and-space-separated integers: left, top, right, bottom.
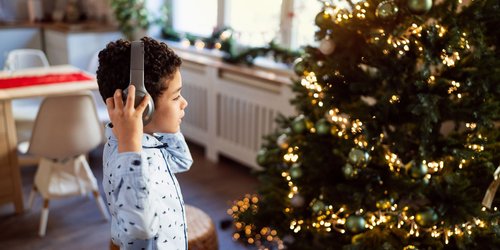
27, 186, 37, 210
39, 199, 50, 237
93, 190, 110, 221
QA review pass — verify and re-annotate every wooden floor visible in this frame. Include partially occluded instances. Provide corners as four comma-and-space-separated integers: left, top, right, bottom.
0, 142, 258, 250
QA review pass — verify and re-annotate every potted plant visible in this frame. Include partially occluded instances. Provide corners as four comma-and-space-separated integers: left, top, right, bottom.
110, 0, 151, 40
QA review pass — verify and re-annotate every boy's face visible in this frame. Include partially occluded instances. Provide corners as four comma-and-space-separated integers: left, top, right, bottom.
144, 69, 187, 134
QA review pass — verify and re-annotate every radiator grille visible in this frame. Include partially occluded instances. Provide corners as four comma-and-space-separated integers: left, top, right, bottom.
217, 94, 277, 151
183, 84, 207, 131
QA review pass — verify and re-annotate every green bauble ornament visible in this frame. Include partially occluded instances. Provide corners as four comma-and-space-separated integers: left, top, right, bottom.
256, 149, 268, 166
289, 164, 303, 179
292, 115, 307, 133
346, 215, 366, 233
408, 0, 433, 15
343, 163, 355, 178
409, 161, 428, 178
311, 200, 325, 213
348, 148, 370, 166
276, 133, 289, 149
315, 8, 335, 28
375, 0, 399, 21
315, 119, 331, 135
415, 207, 438, 227
293, 58, 306, 76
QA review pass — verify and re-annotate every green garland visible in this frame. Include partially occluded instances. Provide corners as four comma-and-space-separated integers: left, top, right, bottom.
223, 40, 301, 66
161, 26, 301, 66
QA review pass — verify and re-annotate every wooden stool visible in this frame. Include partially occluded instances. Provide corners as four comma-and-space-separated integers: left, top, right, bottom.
110, 205, 218, 250
186, 204, 219, 250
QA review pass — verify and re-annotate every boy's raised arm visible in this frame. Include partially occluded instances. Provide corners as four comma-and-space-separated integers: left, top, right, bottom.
157, 131, 193, 174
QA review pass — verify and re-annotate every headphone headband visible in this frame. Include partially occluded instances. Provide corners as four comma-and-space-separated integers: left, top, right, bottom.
130, 41, 146, 92
127, 40, 155, 126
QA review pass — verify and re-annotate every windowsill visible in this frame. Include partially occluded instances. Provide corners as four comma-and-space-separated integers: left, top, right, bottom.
158, 38, 296, 85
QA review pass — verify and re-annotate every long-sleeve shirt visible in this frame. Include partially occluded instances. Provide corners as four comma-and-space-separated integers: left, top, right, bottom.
102, 124, 193, 250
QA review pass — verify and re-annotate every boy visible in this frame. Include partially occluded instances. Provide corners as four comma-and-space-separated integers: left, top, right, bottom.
96, 37, 192, 250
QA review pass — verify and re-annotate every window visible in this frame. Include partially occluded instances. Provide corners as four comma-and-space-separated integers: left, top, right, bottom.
291, 0, 324, 48
171, 0, 218, 37
168, 0, 328, 49
225, 0, 282, 47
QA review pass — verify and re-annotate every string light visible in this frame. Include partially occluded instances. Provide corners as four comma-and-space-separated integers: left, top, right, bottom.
448, 80, 461, 94
283, 147, 299, 163
441, 50, 461, 67
180, 38, 190, 47
385, 150, 403, 172
194, 39, 205, 50
389, 95, 400, 104
300, 72, 322, 92
427, 75, 436, 85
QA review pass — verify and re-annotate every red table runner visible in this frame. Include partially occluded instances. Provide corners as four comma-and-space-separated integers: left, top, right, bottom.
0, 73, 93, 89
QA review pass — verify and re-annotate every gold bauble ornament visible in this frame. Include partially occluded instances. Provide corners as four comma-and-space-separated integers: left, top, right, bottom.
375, 0, 399, 21
408, 0, 433, 15
415, 207, 438, 227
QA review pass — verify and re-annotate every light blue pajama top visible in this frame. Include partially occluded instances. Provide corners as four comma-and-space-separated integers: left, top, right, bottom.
102, 124, 193, 250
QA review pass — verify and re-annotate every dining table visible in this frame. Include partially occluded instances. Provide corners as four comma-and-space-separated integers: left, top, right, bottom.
0, 65, 98, 214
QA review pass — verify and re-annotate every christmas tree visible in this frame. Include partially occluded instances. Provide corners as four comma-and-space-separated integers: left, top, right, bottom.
229, 0, 500, 249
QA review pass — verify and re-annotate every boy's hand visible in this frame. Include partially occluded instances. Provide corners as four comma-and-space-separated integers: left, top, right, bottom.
106, 85, 150, 153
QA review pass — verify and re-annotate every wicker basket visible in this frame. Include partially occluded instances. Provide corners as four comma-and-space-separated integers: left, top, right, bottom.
186, 205, 219, 250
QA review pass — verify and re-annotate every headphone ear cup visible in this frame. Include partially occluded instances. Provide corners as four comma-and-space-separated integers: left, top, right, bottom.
122, 88, 155, 125
143, 96, 155, 126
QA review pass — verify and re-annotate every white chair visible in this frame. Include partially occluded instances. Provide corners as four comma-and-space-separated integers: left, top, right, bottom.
4, 49, 49, 70
4, 49, 49, 165
26, 91, 109, 236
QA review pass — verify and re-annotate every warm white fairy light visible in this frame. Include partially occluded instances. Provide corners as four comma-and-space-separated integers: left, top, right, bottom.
390, 95, 400, 104
467, 144, 484, 152
351, 119, 363, 134
354, 3, 368, 19
194, 40, 205, 50
428, 75, 436, 85
283, 147, 299, 162
300, 72, 322, 92
385, 151, 403, 172
459, 32, 470, 49
425, 160, 444, 173
180, 38, 190, 47
411, 23, 423, 35
448, 80, 461, 94
325, 108, 351, 135
220, 30, 232, 40
441, 50, 461, 67
466, 123, 477, 130
435, 24, 447, 37
354, 137, 368, 148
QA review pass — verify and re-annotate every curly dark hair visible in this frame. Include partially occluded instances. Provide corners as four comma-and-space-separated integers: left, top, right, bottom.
96, 37, 182, 104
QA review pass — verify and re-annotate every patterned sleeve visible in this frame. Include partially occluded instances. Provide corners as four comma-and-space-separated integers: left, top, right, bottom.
156, 131, 193, 174
104, 149, 160, 240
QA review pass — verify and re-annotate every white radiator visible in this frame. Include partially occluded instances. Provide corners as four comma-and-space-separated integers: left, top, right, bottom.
180, 60, 294, 170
